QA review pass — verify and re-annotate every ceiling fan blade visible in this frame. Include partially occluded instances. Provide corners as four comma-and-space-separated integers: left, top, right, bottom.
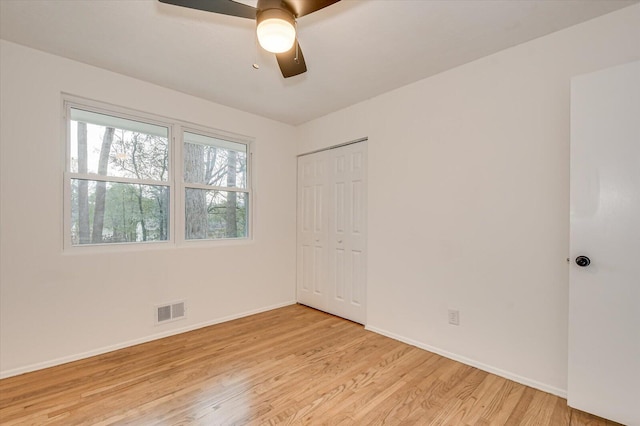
276, 40, 307, 78
284, 0, 340, 18
158, 0, 256, 19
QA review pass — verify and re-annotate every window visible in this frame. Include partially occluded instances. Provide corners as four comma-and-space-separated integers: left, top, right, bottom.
64, 99, 252, 248
68, 107, 170, 246
183, 132, 249, 240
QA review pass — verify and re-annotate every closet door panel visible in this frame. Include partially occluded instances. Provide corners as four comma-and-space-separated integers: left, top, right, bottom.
297, 153, 328, 310
297, 142, 367, 324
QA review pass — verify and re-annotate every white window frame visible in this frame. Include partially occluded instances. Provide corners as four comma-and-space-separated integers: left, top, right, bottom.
62, 95, 254, 252
177, 124, 254, 245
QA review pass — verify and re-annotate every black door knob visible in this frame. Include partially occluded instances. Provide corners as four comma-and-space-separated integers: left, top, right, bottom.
575, 256, 591, 267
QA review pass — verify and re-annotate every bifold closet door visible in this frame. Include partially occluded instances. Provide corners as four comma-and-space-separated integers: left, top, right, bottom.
297, 151, 328, 313
297, 142, 367, 324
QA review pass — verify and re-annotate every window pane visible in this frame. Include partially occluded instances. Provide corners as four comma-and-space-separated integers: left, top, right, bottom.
71, 179, 169, 245
185, 189, 248, 240
183, 132, 247, 189
70, 108, 169, 181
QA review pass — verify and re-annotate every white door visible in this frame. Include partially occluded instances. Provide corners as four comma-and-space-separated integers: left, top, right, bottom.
297, 142, 367, 324
568, 61, 640, 426
297, 152, 328, 311
327, 143, 367, 323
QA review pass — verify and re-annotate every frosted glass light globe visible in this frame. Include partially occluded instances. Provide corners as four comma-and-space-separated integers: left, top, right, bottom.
256, 10, 296, 54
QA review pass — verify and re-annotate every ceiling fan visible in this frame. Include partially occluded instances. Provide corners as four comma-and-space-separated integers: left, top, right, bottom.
158, 0, 341, 78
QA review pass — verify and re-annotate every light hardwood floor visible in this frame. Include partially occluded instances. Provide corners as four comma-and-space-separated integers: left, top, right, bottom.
0, 304, 621, 425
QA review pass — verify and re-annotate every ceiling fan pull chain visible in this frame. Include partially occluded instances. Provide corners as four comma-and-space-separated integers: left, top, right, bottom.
253, 33, 260, 70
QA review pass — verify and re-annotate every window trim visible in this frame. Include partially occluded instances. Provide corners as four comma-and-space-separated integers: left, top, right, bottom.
62, 95, 254, 252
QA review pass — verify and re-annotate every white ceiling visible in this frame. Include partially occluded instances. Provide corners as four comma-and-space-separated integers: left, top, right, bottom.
1, 0, 636, 125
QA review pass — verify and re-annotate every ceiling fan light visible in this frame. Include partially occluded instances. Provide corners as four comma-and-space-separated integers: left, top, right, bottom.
256, 9, 296, 54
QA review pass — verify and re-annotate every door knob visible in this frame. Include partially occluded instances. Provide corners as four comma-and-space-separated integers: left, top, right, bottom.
575, 256, 591, 267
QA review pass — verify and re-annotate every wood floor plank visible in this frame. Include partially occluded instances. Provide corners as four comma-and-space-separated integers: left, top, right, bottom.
0, 304, 618, 425
350, 353, 447, 424
570, 407, 625, 426
503, 385, 538, 424
476, 380, 528, 426
262, 337, 416, 423
549, 396, 572, 426
518, 391, 558, 426
364, 355, 454, 423
431, 371, 504, 425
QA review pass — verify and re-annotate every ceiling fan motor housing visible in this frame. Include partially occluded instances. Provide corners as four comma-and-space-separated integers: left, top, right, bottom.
257, 0, 295, 16
257, 7, 295, 24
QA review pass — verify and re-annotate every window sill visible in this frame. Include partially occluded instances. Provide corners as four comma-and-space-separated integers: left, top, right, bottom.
62, 238, 254, 255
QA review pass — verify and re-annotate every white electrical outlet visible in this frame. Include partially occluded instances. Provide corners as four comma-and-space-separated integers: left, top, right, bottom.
448, 309, 460, 326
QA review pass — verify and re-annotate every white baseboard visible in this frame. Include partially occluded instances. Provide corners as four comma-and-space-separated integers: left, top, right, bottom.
365, 324, 567, 399
0, 301, 296, 379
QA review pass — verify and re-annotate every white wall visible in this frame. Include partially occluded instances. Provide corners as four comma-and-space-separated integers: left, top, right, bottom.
297, 5, 640, 396
0, 41, 298, 377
